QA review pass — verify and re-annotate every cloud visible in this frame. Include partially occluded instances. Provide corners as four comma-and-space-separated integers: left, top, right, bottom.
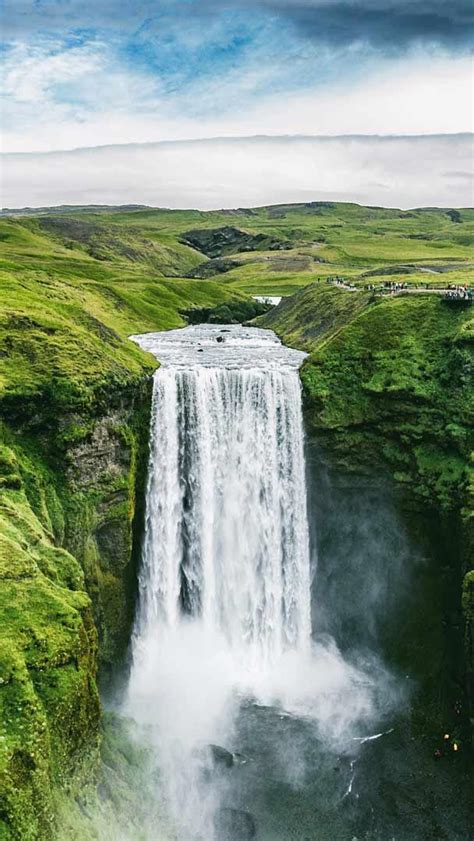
2, 40, 106, 103
2, 133, 472, 210
2, 54, 472, 153
2, 0, 473, 51
244, 0, 474, 49
1, 2, 472, 154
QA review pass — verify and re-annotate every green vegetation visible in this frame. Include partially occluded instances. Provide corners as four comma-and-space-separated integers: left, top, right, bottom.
54, 713, 176, 841
183, 299, 271, 324
0, 438, 99, 841
0, 200, 473, 838
0, 210, 245, 840
260, 284, 473, 512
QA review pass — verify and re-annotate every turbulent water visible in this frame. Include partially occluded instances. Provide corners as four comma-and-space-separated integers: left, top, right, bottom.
125, 325, 398, 841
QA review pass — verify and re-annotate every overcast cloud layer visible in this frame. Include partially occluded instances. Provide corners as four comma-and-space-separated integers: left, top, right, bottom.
3, 134, 472, 210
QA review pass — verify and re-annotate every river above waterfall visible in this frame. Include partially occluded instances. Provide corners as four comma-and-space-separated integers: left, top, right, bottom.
122, 325, 472, 841
131, 323, 307, 370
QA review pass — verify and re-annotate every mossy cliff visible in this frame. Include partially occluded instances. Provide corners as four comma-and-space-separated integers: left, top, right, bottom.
0, 215, 246, 839
0, 439, 100, 840
0, 374, 153, 840
260, 284, 474, 736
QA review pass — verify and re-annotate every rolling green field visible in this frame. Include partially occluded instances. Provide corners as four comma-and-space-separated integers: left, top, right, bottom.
1, 200, 472, 408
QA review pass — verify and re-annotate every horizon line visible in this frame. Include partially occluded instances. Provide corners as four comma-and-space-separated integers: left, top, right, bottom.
3, 131, 473, 158
2, 199, 474, 215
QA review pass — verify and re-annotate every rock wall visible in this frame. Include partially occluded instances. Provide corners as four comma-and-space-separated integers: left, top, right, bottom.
0, 376, 152, 839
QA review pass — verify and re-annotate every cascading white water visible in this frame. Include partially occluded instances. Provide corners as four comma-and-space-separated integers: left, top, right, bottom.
134, 325, 311, 665
126, 325, 385, 841
125, 325, 311, 838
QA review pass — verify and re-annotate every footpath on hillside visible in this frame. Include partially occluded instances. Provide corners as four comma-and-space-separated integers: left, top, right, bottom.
326, 277, 473, 301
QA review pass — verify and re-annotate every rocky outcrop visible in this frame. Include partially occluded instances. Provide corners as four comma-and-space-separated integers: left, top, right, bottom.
186, 257, 240, 278
0, 374, 152, 839
179, 226, 291, 258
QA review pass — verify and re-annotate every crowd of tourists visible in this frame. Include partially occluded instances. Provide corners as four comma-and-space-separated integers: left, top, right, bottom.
380, 281, 409, 293
324, 276, 473, 302
444, 284, 472, 301
325, 276, 357, 289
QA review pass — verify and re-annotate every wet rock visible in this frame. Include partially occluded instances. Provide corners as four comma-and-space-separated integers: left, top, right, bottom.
232, 751, 249, 765
208, 744, 234, 768
214, 807, 257, 839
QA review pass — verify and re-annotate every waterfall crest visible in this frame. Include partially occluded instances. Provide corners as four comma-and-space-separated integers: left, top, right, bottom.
132, 325, 311, 665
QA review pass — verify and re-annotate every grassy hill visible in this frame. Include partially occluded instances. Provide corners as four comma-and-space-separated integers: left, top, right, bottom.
1, 198, 472, 418
258, 282, 473, 747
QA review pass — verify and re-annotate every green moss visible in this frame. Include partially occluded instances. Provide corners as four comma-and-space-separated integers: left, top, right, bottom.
54, 713, 175, 841
263, 285, 473, 513
0, 469, 99, 841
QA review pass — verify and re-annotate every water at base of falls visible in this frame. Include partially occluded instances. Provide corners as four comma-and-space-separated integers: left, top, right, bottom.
125, 325, 389, 841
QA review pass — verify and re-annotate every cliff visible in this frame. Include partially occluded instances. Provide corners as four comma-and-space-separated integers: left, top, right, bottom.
259, 284, 473, 734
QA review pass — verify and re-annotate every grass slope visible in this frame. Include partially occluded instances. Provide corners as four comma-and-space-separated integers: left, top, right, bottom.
0, 217, 246, 415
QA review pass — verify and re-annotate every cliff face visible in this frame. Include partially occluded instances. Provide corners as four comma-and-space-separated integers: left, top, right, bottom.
58, 383, 152, 685
0, 375, 152, 840
259, 284, 473, 734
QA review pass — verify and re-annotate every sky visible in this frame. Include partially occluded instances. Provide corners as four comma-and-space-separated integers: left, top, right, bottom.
1, 0, 473, 207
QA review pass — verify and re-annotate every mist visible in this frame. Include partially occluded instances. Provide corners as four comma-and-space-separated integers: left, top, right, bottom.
2, 133, 472, 210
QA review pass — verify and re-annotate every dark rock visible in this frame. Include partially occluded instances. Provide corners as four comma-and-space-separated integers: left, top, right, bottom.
186, 257, 240, 278
179, 226, 290, 258
208, 744, 234, 768
232, 751, 249, 765
214, 807, 257, 839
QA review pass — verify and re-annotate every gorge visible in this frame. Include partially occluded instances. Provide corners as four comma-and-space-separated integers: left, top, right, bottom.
0, 203, 472, 840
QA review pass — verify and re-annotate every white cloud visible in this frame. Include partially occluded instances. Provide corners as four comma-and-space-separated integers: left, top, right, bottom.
2, 134, 472, 209
2, 41, 106, 102
1, 50, 472, 153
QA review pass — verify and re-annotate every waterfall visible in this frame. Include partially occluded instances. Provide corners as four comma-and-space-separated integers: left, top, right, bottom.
126, 324, 312, 838
125, 325, 392, 841
132, 325, 311, 665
